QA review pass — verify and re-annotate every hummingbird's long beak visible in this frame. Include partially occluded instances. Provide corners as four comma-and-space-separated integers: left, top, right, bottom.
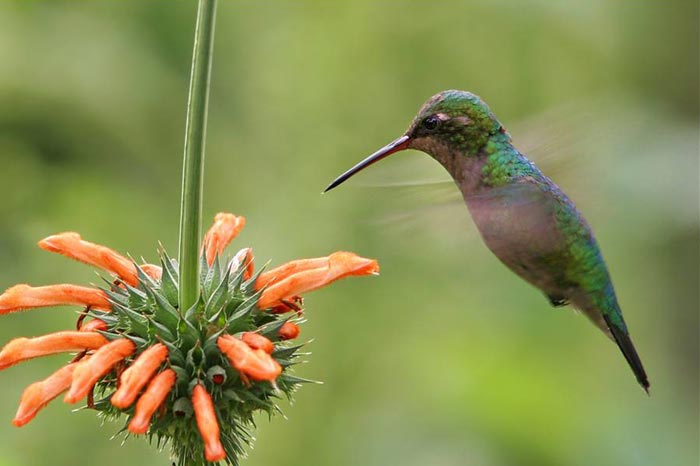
324, 135, 410, 192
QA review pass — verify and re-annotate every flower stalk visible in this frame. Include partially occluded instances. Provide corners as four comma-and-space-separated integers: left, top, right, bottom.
179, 0, 218, 312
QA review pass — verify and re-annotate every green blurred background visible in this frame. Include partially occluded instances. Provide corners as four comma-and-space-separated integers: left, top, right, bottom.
0, 1, 697, 465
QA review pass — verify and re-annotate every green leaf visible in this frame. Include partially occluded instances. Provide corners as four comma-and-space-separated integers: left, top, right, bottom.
110, 302, 149, 338
257, 316, 290, 339
279, 374, 320, 385
160, 248, 179, 275
225, 315, 254, 335
272, 343, 305, 360
184, 301, 200, 321
162, 341, 186, 367
124, 334, 149, 348
150, 318, 176, 342
88, 310, 118, 327
145, 286, 181, 330
96, 330, 121, 341
104, 288, 129, 307
178, 314, 201, 350
202, 253, 221, 299
203, 329, 226, 358
206, 307, 226, 325
123, 283, 149, 310
159, 253, 179, 307
170, 365, 191, 392
205, 266, 230, 319
240, 262, 268, 295
223, 389, 244, 403
199, 253, 209, 287
227, 288, 263, 324
276, 358, 301, 368
135, 263, 159, 290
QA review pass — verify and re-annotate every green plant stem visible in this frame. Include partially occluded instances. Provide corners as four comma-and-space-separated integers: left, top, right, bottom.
178, 0, 217, 311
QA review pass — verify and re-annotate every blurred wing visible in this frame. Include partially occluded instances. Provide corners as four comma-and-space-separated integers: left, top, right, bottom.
348, 97, 697, 239
356, 101, 593, 237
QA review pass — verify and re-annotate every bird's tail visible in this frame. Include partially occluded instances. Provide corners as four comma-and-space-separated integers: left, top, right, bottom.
603, 313, 650, 394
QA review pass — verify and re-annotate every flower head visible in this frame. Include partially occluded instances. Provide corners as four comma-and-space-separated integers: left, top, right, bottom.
0, 213, 378, 465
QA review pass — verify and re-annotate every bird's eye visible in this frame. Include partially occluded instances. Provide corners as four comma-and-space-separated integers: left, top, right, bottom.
422, 115, 440, 131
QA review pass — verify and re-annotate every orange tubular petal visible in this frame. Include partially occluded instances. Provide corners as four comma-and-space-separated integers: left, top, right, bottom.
270, 295, 303, 314
13, 362, 79, 427
79, 319, 108, 332
0, 331, 107, 370
128, 369, 176, 435
278, 322, 300, 340
202, 213, 246, 266
232, 247, 254, 281
111, 343, 169, 409
217, 335, 282, 382
65, 338, 136, 404
39, 233, 138, 286
192, 384, 226, 462
140, 264, 163, 281
0, 284, 110, 315
256, 256, 328, 289
241, 332, 274, 354
257, 252, 379, 309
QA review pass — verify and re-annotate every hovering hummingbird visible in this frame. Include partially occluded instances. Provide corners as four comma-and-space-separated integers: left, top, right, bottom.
325, 90, 649, 393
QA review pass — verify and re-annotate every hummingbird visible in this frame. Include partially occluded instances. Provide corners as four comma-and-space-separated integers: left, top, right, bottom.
325, 90, 649, 393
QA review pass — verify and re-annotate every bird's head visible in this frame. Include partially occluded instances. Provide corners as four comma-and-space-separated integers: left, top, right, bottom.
325, 90, 506, 192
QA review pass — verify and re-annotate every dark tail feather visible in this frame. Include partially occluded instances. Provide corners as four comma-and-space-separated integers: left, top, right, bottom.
603, 314, 650, 394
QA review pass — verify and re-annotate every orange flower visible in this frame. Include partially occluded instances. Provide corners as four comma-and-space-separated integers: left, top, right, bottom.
0, 284, 110, 314
13, 362, 79, 427
79, 319, 108, 333
256, 251, 379, 309
202, 213, 246, 266
128, 369, 176, 435
65, 338, 136, 403
0, 331, 107, 370
140, 263, 163, 281
192, 384, 226, 462
111, 343, 169, 409
256, 257, 328, 289
241, 332, 274, 354
39, 233, 139, 286
278, 322, 300, 340
232, 247, 254, 280
218, 335, 282, 382
0, 212, 378, 464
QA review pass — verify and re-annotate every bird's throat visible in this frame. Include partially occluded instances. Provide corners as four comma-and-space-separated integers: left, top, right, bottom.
411, 136, 489, 198
413, 131, 523, 198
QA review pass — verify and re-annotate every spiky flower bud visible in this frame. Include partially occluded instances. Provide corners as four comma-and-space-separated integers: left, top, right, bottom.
206, 365, 227, 385
173, 397, 194, 418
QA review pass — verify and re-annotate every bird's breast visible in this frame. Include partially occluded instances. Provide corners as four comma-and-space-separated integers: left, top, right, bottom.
465, 181, 566, 284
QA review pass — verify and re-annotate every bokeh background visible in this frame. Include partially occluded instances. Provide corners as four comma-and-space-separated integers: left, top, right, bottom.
0, 1, 697, 465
